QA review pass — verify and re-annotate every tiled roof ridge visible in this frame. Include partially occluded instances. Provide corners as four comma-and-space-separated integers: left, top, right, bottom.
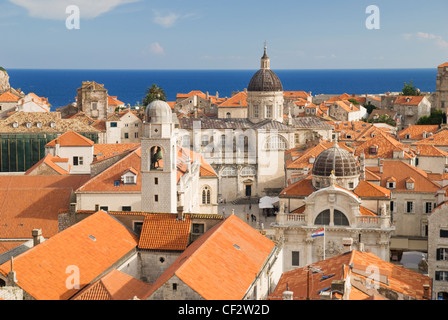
392, 160, 440, 187
77, 147, 141, 192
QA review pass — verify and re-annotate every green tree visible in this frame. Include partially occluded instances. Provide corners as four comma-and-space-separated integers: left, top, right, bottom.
142, 84, 167, 107
416, 110, 445, 125
367, 114, 396, 126
0, 67, 6, 72
401, 80, 421, 96
364, 102, 377, 115
347, 98, 360, 105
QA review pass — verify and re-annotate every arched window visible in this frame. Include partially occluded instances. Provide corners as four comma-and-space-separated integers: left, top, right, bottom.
241, 166, 256, 176
150, 146, 163, 170
222, 166, 237, 177
315, 210, 330, 225
264, 135, 287, 151
202, 186, 211, 205
334, 210, 349, 226
226, 112, 231, 119
315, 209, 349, 226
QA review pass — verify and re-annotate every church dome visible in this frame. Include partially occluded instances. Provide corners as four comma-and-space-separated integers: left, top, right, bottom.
312, 143, 359, 178
247, 45, 283, 92
247, 69, 283, 92
146, 99, 172, 124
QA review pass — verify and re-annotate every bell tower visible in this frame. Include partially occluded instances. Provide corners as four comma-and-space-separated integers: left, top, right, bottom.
141, 99, 178, 214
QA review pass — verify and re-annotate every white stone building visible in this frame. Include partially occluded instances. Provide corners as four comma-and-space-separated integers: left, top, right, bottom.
273, 142, 395, 271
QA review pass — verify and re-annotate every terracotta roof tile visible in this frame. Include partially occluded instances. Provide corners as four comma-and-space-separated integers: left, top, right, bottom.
25, 154, 70, 175
46, 131, 94, 147
414, 129, 448, 147
107, 96, 125, 107
354, 131, 414, 159
269, 250, 431, 300
146, 214, 276, 300
413, 144, 448, 157
138, 213, 192, 251
398, 125, 439, 140
0, 175, 91, 239
354, 180, 390, 199
394, 96, 425, 106
0, 211, 139, 300
218, 92, 247, 108
72, 269, 152, 300
93, 143, 140, 162
0, 91, 20, 102
280, 176, 315, 198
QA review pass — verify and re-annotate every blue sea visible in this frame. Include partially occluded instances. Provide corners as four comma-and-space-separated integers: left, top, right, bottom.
6, 69, 437, 110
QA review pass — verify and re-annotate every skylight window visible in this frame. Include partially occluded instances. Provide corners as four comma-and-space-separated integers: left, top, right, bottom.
88, 235, 97, 241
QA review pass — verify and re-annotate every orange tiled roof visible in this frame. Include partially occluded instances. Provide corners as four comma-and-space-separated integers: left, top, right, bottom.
138, 213, 192, 251
412, 144, 448, 157
72, 269, 152, 300
0, 241, 27, 256
146, 214, 276, 300
0, 91, 20, 102
371, 160, 441, 192
394, 96, 425, 106
107, 96, 125, 107
269, 250, 431, 300
354, 180, 390, 199
280, 176, 315, 198
354, 131, 414, 159
439, 62, 448, 68
218, 91, 247, 108
77, 147, 142, 192
93, 143, 140, 162
398, 125, 439, 140
46, 131, 94, 147
0, 175, 91, 239
414, 129, 448, 146
284, 91, 310, 99
24, 154, 70, 175
0, 210, 138, 300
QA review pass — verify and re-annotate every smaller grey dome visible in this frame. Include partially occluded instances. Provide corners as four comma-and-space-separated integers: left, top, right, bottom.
146, 99, 172, 124
247, 69, 283, 92
312, 143, 359, 177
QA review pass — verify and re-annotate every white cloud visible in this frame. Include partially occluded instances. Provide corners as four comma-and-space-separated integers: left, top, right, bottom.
149, 42, 165, 55
9, 0, 140, 20
403, 32, 448, 49
152, 10, 180, 28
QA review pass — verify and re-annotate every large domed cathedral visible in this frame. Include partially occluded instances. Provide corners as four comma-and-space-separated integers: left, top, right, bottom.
274, 142, 395, 271
247, 45, 285, 123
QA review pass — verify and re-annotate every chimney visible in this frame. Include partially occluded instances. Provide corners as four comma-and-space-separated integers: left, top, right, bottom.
423, 284, 430, 300
342, 238, 353, 252
283, 289, 293, 300
177, 206, 184, 221
55, 138, 60, 156
216, 91, 219, 99
32, 229, 42, 247
206, 91, 209, 100
7, 257, 17, 286
320, 291, 332, 300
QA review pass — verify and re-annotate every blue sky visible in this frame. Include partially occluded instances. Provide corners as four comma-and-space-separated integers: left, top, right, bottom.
1, 0, 447, 70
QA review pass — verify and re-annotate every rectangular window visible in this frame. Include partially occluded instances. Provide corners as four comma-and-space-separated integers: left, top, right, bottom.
390, 201, 395, 213
437, 248, 448, 261
292, 251, 300, 267
122, 206, 132, 211
192, 224, 205, 234
92, 102, 98, 110
124, 132, 129, 139
73, 156, 83, 166
100, 206, 108, 211
254, 106, 259, 118
440, 229, 448, 238
135, 123, 139, 127
426, 202, 435, 214
266, 105, 272, 118
133, 222, 143, 236
435, 271, 448, 281
154, 177, 159, 185
406, 201, 414, 213
110, 122, 118, 128
125, 176, 135, 184
134, 132, 138, 138
154, 195, 159, 202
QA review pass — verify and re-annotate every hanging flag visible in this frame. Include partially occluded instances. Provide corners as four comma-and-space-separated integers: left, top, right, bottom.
312, 228, 325, 238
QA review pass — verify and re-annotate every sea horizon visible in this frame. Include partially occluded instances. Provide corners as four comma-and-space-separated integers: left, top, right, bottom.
5, 68, 437, 109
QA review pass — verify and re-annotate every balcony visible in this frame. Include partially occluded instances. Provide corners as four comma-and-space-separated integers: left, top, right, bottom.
275, 214, 390, 229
